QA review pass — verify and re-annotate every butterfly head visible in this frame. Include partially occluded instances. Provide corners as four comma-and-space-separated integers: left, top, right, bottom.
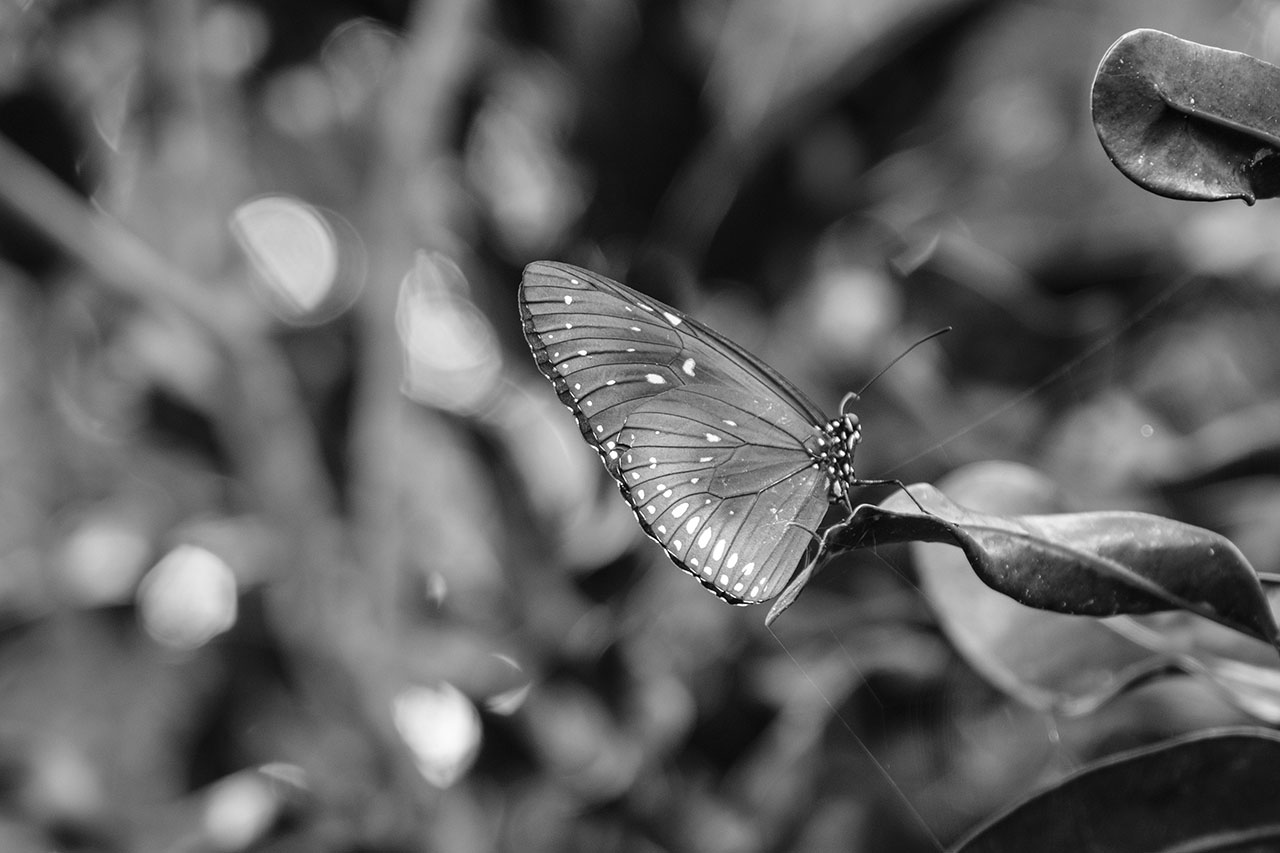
814, 412, 861, 502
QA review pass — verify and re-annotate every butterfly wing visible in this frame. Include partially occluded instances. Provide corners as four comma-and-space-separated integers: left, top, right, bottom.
519, 261, 831, 603
615, 385, 828, 603
519, 261, 827, 457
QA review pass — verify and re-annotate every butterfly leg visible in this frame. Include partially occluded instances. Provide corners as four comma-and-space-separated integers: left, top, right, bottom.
766, 520, 844, 623
849, 478, 929, 515
783, 519, 825, 565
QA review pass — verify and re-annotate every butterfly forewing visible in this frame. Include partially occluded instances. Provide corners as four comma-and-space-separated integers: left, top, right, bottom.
519, 261, 834, 604
520, 262, 826, 455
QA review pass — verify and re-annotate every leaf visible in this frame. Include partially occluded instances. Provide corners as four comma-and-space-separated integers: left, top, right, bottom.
951, 728, 1280, 852
908, 462, 1166, 713
910, 462, 1280, 719
770, 477, 1280, 655
1091, 29, 1280, 203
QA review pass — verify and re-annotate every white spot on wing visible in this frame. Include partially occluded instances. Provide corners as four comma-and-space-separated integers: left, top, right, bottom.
671, 502, 689, 519
718, 574, 729, 585
672, 539, 682, 551
645, 374, 667, 385
637, 489, 645, 500
685, 516, 700, 534
722, 419, 736, 427
697, 529, 712, 549
705, 433, 721, 443
700, 456, 713, 463
577, 349, 587, 356
712, 539, 726, 561
733, 582, 744, 592
742, 562, 755, 576
663, 311, 682, 326
564, 294, 574, 304
682, 358, 696, 377
726, 553, 738, 569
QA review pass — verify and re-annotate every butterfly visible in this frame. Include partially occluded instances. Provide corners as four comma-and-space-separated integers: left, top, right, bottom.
519, 261, 905, 605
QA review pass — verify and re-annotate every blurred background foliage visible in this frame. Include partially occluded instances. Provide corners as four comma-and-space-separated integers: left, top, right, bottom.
1, 0, 1280, 851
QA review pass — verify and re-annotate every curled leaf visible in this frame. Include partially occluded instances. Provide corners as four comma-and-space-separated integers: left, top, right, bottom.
911, 462, 1164, 714
912, 462, 1280, 718
770, 482, 1280, 654
952, 728, 1280, 852
1092, 29, 1280, 203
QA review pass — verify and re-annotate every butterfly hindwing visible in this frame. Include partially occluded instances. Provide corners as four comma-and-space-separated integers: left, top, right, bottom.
614, 385, 828, 603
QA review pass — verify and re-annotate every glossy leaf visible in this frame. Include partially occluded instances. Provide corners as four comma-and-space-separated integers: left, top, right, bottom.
909, 462, 1168, 713
910, 462, 1280, 719
952, 728, 1280, 852
1092, 29, 1280, 203
770, 481, 1280, 656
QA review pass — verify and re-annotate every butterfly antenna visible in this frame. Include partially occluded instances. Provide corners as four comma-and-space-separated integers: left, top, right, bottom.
849, 326, 952, 406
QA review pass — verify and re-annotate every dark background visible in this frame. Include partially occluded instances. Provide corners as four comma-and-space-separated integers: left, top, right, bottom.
0, 0, 1278, 851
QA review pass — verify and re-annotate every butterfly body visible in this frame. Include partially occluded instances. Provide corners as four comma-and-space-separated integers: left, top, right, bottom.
519, 261, 865, 604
